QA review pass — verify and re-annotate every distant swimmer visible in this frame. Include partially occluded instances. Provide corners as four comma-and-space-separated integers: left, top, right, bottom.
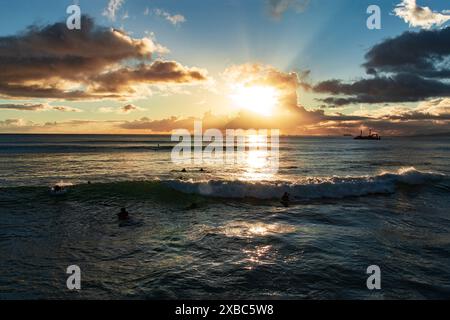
87, 181, 91, 185
181, 168, 187, 173
50, 185, 67, 195
186, 203, 199, 210
281, 192, 290, 207
118, 208, 130, 221
199, 168, 205, 172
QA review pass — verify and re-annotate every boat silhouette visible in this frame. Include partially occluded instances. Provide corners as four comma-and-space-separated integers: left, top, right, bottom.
354, 129, 381, 140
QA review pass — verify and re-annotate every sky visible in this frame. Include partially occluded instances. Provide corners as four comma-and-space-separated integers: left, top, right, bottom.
0, 0, 449, 135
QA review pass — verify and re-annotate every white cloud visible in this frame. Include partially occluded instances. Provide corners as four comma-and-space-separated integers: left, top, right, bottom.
103, 0, 125, 21
154, 9, 186, 26
268, 0, 310, 19
394, 0, 450, 29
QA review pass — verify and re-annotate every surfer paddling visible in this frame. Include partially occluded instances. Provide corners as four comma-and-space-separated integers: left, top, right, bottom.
281, 192, 290, 207
118, 208, 130, 221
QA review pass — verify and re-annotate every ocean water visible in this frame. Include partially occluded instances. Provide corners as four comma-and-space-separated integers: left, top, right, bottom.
0, 134, 449, 299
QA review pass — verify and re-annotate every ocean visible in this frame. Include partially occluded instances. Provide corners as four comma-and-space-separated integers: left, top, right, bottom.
0, 134, 449, 299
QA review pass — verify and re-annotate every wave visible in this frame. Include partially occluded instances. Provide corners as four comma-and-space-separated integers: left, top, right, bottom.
1, 168, 445, 202
163, 167, 446, 200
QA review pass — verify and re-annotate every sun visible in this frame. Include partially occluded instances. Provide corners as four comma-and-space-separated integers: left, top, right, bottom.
230, 85, 279, 116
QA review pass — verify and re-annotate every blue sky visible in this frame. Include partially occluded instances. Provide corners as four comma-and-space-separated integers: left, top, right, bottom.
0, 0, 417, 77
0, 0, 449, 134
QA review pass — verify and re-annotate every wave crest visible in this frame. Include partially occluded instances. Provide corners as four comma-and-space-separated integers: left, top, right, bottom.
164, 167, 444, 200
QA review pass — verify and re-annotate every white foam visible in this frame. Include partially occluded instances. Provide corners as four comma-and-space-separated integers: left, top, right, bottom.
164, 167, 444, 200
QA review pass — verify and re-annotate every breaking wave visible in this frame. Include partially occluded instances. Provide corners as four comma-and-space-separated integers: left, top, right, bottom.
164, 167, 446, 200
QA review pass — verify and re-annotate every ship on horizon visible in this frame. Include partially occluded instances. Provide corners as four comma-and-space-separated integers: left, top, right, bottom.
354, 129, 381, 140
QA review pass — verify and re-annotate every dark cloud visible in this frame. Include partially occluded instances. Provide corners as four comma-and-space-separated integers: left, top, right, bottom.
313, 27, 450, 107
0, 16, 206, 100
91, 61, 208, 93
121, 104, 137, 113
314, 73, 450, 106
0, 103, 81, 112
363, 27, 450, 78
305, 119, 450, 136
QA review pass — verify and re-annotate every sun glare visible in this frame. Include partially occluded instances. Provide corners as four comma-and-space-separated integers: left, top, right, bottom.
230, 85, 279, 116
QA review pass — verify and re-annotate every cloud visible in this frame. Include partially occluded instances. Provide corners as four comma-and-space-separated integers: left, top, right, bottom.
99, 104, 145, 114
223, 63, 301, 113
312, 27, 450, 107
219, 63, 449, 135
0, 103, 81, 112
120, 104, 141, 113
363, 27, 450, 78
154, 9, 186, 26
0, 118, 34, 129
0, 118, 124, 133
354, 98, 450, 120
267, 0, 310, 19
120, 116, 198, 131
117, 64, 369, 133
394, 0, 450, 29
314, 73, 450, 106
103, 0, 125, 21
3, 62, 448, 136
0, 16, 207, 100
90, 60, 208, 93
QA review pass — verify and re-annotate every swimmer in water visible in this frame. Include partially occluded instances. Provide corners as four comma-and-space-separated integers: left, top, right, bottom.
186, 203, 199, 210
199, 168, 205, 172
281, 192, 290, 207
181, 168, 187, 173
118, 208, 130, 221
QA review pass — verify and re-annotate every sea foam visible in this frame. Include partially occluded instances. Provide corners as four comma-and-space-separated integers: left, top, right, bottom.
164, 167, 445, 200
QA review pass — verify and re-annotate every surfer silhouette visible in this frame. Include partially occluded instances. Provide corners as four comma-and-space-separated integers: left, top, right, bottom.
281, 192, 290, 207
118, 208, 130, 221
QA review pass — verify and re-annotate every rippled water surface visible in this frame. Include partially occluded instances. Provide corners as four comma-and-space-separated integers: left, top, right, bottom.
0, 134, 449, 299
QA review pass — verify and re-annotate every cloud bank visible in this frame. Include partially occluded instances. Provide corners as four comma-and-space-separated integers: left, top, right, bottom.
3, 62, 447, 136
0, 16, 207, 100
313, 27, 450, 107
0, 103, 81, 112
